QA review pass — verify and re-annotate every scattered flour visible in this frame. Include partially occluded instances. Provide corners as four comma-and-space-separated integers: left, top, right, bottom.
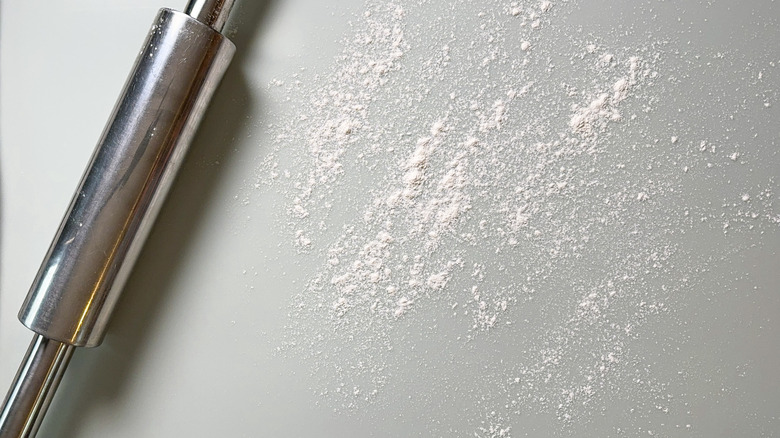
246, 0, 780, 436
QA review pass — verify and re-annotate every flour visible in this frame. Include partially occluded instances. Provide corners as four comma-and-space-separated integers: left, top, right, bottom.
569, 57, 640, 136
249, 0, 780, 436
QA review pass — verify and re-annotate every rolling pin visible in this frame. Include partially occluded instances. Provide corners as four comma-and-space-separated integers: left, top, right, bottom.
0, 1, 236, 436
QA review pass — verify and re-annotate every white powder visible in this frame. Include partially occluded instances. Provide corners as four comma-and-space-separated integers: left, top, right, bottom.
250, 0, 780, 435
569, 57, 642, 136
425, 272, 449, 289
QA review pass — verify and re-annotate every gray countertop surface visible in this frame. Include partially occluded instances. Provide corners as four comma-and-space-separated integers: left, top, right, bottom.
1, 0, 778, 436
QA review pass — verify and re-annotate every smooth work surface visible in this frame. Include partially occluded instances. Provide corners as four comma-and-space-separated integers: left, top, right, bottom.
1, 0, 778, 436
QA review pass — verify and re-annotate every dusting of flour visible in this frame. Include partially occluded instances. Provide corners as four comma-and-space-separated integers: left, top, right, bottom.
246, 0, 780, 436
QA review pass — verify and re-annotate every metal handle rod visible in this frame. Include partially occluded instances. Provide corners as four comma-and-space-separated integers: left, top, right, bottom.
185, 0, 235, 31
0, 336, 75, 438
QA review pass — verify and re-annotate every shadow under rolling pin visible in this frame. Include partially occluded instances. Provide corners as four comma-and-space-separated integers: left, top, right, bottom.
0, 1, 237, 436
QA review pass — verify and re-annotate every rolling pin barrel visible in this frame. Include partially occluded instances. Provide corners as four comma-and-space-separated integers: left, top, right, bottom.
19, 8, 235, 348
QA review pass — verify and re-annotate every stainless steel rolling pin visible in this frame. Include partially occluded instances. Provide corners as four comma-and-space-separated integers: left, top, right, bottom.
0, 1, 236, 436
